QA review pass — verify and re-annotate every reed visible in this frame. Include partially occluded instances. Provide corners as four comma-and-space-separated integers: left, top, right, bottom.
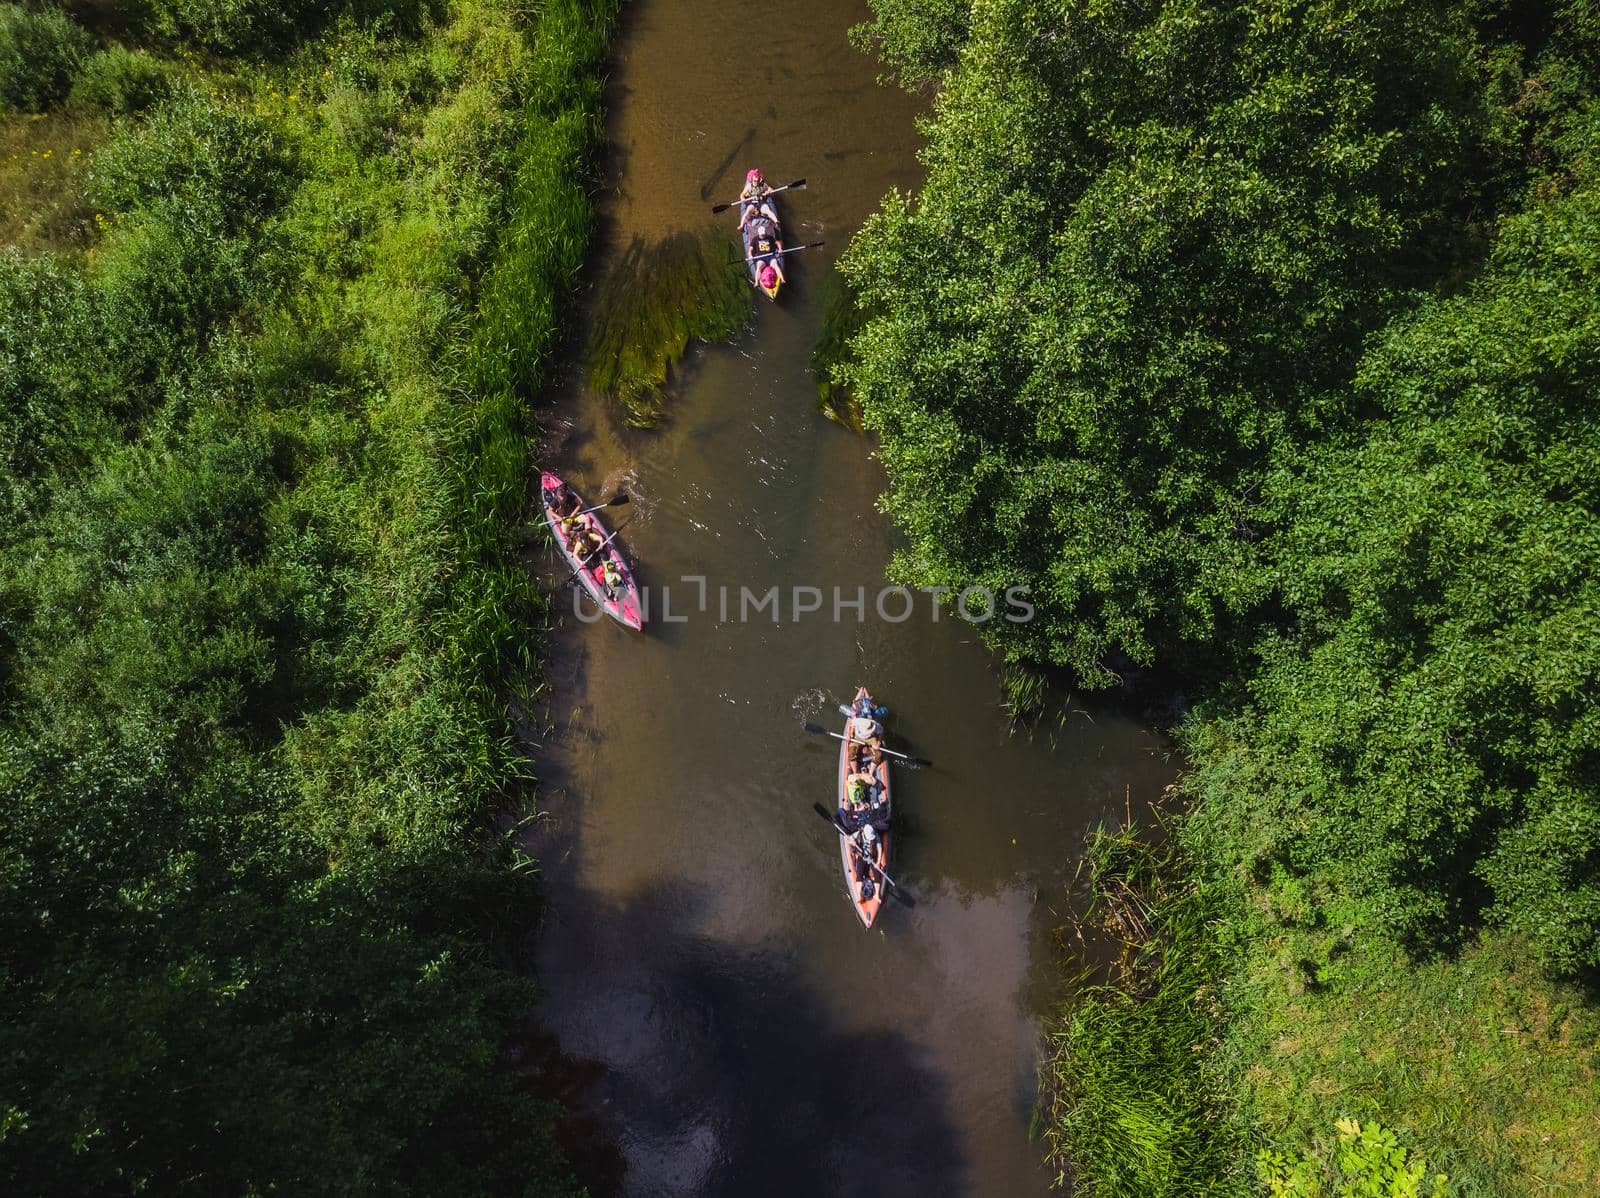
1040, 826, 1243, 1197
582, 224, 749, 426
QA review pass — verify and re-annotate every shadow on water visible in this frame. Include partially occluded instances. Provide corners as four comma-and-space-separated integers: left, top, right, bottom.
535, 871, 969, 1197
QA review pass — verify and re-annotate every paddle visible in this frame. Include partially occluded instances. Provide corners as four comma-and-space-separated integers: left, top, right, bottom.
803, 723, 933, 769
555, 521, 628, 590
811, 802, 915, 909
743, 240, 824, 264
574, 493, 629, 518
711, 177, 806, 214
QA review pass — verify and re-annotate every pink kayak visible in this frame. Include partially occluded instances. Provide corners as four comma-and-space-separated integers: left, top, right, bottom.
838, 686, 891, 928
540, 471, 643, 631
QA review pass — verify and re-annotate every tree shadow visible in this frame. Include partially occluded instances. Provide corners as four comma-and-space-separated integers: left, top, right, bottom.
534, 875, 970, 1197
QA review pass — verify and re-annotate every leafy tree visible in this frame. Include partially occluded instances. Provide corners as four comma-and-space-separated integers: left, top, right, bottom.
841, 0, 1498, 686
1187, 117, 1600, 970
850, 0, 969, 88
843, 0, 1600, 973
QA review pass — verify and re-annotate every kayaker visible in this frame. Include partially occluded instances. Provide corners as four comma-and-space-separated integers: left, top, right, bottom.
739, 168, 777, 223
864, 777, 891, 831
844, 768, 875, 809
555, 486, 583, 524
599, 554, 624, 600
748, 216, 785, 280
854, 824, 880, 900
850, 713, 882, 762
569, 521, 604, 561
758, 263, 780, 293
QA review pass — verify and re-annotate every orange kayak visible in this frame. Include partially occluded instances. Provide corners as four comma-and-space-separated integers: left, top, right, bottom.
837, 686, 891, 928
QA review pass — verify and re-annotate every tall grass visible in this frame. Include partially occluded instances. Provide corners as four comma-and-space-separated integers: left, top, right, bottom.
1040, 827, 1245, 1197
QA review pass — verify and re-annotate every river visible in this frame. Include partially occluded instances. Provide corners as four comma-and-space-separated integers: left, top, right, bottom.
526, 2, 1178, 1193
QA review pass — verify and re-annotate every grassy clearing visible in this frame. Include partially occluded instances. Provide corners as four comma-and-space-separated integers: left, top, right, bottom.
1225, 922, 1600, 1196
0, 110, 104, 250
582, 225, 749, 426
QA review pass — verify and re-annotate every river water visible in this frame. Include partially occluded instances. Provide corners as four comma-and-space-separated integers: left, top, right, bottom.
527, 2, 1178, 1193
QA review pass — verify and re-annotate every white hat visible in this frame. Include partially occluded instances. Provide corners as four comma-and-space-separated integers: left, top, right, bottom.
852, 717, 881, 740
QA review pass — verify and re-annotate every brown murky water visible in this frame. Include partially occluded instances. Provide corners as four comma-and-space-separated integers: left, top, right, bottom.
527, 2, 1178, 1194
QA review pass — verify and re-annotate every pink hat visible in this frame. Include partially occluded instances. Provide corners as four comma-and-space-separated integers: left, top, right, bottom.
759, 264, 778, 289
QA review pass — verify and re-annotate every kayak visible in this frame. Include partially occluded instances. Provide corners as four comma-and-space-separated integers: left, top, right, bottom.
837, 686, 891, 928
741, 191, 783, 301
540, 470, 643, 631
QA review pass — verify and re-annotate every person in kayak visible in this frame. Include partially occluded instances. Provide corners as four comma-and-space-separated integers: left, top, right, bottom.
843, 768, 875, 813
555, 487, 583, 524
569, 520, 604, 562
746, 214, 785, 282
849, 713, 882, 767
854, 823, 880, 900
599, 553, 624, 600
740, 168, 777, 223
864, 773, 890, 831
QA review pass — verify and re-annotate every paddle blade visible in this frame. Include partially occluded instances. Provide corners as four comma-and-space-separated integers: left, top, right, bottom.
811, 801, 836, 824
891, 884, 916, 909
608, 494, 630, 506
804, 722, 829, 736
786, 178, 806, 190
710, 201, 733, 213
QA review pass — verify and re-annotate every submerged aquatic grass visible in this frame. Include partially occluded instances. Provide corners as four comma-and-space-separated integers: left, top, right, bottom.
583, 224, 749, 426
810, 268, 866, 431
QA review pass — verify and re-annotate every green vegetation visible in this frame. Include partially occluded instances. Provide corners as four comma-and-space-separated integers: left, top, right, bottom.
1260, 1119, 1448, 1198
844, 0, 1600, 1192
583, 226, 749, 426
810, 271, 866, 431
0, 0, 616, 1190
1040, 827, 1240, 1196
0, 4, 95, 113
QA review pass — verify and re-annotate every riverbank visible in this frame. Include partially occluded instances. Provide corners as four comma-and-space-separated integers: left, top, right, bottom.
0, 1, 614, 1189
839, 1, 1600, 1193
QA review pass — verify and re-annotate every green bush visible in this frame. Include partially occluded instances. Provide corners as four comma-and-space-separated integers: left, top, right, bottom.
851, 0, 969, 88
0, 250, 106, 527
89, 90, 294, 232
0, 1, 615, 1191
1259, 1119, 1448, 1198
92, 205, 282, 384
843, 0, 1600, 974
145, 0, 434, 54
0, 4, 94, 113
67, 44, 176, 115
